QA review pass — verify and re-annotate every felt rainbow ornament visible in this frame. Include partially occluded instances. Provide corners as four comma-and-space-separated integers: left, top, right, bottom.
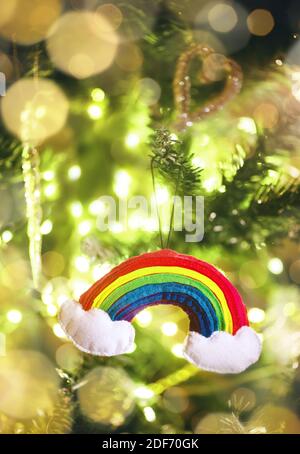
59, 249, 262, 374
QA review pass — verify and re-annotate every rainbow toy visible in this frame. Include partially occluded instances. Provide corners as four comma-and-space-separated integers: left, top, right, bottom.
59, 249, 262, 373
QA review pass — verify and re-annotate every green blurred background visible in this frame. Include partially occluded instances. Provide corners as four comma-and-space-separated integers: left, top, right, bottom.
1, 0, 300, 434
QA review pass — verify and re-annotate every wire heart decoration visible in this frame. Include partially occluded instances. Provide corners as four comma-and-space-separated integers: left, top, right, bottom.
173, 43, 243, 130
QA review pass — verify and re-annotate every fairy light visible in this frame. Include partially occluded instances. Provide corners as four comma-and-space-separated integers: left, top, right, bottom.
57, 294, 68, 306
192, 156, 205, 168
238, 117, 257, 135
87, 104, 103, 120
92, 263, 112, 280
171, 343, 184, 358
128, 213, 144, 230
125, 132, 140, 148
7, 309, 22, 324
152, 185, 169, 205
47, 303, 58, 316
40, 219, 53, 235
275, 59, 283, 66
268, 257, 284, 275
89, 199, 105, 215
110, 221, 124, 233
44, 182, 57, 198
114, 170, 131, 198
143, 218, 158, 232
2, 230, 13, 243
134, 386, 154, 400
42, 293, 52, 305
68, 165, 81, 181
72, 279, 90, 299
288, 166, 300, 178
43, 170, 55, 181
135, 310, 152, 327
248, 307, 265, 324
143, 406, 156, 422
53, 323, 66, 338
161, 321, 178, 336
91, 88, 105, 102
70, 201, 83, 218
78, 220, 92, 236
75, 256, 90, 272
203, 176, 219, 192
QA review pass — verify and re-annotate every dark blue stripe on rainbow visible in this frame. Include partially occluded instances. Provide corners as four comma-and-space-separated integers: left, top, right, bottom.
107, 282, 220, 337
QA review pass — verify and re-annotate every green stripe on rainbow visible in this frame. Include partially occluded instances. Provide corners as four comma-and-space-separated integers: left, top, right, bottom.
79, 249, 248, 338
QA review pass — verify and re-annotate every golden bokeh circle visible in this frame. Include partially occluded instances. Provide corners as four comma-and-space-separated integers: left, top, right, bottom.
96, 4, 123, 30
0, 1, 17, 29
42, 251, 65, 278
208, 3, 238, 33
247, 9, 275, 37
289, 259, 300, 284
56, 343, 83, 373
46, 11, 119, 79
253, 102, 279, 129
0, 350, 59, 419
0, 0, 62, 45
1, 78, 69, 146
116, 43, 143, 72
194, 412, 232, 434
78, 366, 135, 426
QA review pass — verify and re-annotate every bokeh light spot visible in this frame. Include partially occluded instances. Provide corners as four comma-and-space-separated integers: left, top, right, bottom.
42, 251, 65, 277
208, 3, 238, 33
247, 9, 275, 37
0, 0, 62, 45
47, 11, 118, 79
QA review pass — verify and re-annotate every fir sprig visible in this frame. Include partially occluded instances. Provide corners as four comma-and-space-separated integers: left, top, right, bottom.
205, 132, 300, 248
150, 128, 202, 195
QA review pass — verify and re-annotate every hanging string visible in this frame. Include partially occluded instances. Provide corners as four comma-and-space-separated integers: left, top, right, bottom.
151, 156, 182, 250
166, 166, 181, 249
150, 158, 164, 249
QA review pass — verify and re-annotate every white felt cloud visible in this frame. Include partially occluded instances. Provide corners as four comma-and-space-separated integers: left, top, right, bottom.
183, 326, 262, 374
59, 302, 261, 373
59, 300, 135, 356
